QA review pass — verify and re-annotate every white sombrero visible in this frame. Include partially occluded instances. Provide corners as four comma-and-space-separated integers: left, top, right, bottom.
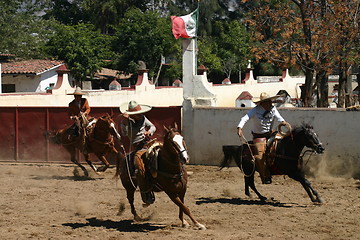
253, 92, 280, 104
67, 86, 84, 95
119, 100, 152, 115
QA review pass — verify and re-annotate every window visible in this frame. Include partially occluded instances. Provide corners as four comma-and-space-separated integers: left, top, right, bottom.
2, 84, 15, 93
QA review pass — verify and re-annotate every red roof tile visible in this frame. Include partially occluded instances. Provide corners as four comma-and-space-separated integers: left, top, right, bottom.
237, 91, 253, 100
1, 59, 64, 74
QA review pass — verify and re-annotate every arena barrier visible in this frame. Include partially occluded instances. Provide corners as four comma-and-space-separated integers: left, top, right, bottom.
0, 106, 181, 163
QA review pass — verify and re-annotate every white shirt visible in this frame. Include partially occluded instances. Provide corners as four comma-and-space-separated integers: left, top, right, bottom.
237, 105, 285, 134
121, 115, 156, 144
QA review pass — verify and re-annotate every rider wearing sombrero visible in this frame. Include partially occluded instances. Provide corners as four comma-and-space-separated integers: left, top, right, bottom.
67, 87, 95, 154
120, 100, 156, 205
237, 92, 289, 184
67, 86, 90, 119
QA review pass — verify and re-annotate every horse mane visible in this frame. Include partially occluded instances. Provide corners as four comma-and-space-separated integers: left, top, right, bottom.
291, 123, 313, 135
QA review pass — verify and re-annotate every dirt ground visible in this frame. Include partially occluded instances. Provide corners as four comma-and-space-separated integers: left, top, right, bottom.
0, 162, 359, 240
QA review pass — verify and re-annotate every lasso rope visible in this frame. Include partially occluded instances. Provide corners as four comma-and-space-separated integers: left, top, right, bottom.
239, 135, 256, 177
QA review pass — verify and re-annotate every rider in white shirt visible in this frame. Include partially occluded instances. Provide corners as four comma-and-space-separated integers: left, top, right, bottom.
237, 92, 288, 184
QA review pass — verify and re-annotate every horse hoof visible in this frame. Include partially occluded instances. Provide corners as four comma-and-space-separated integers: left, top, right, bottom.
260, 197, 267, 202
142, 203, 151, 208
182, 221, 190, 229
196, 223, 206, 230
314, 198, 324, 204
97, 166, 108, 172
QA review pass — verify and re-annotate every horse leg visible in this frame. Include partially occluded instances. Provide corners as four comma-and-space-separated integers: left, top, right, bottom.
84, 153, 98, 173
67, 147, 89, 177
245, 175, 267, 201
300, 178, 323, 203
126, 186, 141, 221
290, 173, 323, 203
166, 193, 206, 230
244, 176, 250, 197
118, 153, 141, 220
94, 153, 110, 172
305, 179, 323, 203
178, 190, 190, 228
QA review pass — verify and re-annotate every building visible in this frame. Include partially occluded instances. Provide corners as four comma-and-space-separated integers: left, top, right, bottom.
1, 59, 64, 93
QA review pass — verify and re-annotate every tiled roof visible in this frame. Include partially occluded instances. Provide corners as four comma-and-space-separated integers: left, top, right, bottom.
95, 67, 132, 80
1, 59, 64, 75
237, 91, 253, 100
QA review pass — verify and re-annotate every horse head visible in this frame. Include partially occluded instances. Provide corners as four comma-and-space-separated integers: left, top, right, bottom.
163, 124, 189, 164
96, 114, 121, 140
297, 124, 325, 154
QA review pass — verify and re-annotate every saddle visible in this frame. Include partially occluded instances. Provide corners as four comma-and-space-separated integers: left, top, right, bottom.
144, 139, 163, 178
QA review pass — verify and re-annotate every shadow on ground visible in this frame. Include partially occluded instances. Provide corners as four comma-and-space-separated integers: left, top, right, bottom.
63, 217, 166, 232
196, 197, 301, 208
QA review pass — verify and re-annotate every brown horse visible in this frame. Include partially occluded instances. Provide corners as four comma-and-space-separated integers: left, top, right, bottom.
115, 125, 206, 230
49, 114, 122, 177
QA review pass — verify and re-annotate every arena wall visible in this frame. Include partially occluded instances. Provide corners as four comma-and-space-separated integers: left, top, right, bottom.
0, 106, 181, 163
182, 106, 360, 178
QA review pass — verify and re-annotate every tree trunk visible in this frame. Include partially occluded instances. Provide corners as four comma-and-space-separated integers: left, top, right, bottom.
317, 69, 329, 107
337, 68, 346, 108
345, 66, 352, 107
302, 68, 315, 107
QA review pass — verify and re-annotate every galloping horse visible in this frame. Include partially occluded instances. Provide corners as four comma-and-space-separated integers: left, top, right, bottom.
115, 125, 206, 230
220, 124, 325, 203
49, 114, 122, 176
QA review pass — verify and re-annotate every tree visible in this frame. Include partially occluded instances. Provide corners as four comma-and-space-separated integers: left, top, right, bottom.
42, 0, 87, 26
246, 0, 359, 107
328, 0, 360, 107
82, 0, 150, 34
46, 23, 113, 85
0, 0, 53, 59
246, 0, 320, 106
212, 20, 251, 81
112, 8, 177, 79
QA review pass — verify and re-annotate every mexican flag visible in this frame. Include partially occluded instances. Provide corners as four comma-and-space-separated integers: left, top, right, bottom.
171, 9, 198, 39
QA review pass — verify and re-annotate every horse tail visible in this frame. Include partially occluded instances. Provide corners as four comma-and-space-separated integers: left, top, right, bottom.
45, 131, 62, 145
220, 145, 240, 169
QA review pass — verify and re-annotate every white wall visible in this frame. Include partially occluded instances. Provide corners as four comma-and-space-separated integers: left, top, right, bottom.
2, 68, 59, 92
37, 69, 59, 91
183, 106, 360, 178
0, 71, 184, 107
2, 75, 40, 92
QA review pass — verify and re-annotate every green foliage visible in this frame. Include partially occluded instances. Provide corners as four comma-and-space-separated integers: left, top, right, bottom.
112, 8, 177, 78
197, 39, 222, 74
0, 0, 54, 58
199, 20, 250, 80
46, 23, 113, 84
42, 0, 87, 25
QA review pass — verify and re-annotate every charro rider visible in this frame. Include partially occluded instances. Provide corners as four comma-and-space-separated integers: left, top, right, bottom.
120, 100, 156, 205
237, 92, 289, 184
67, 86, 95, 153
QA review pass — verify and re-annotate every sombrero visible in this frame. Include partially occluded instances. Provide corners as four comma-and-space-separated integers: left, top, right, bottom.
119, 100, 152, 115
67, 86, 84, 95
253, 92, 280, 104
